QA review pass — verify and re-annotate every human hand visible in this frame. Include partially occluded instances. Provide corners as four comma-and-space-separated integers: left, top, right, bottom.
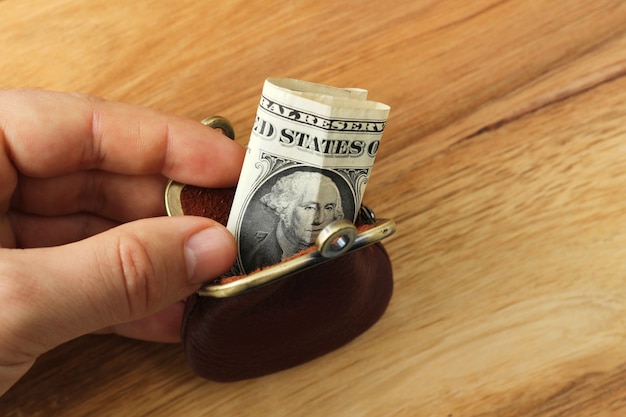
0, 90, 245, 395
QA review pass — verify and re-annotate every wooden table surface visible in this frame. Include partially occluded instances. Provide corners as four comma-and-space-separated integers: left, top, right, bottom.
3, 0, 626, 415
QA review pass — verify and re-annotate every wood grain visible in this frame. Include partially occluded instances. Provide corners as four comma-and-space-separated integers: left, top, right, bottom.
2, 0, 626, 415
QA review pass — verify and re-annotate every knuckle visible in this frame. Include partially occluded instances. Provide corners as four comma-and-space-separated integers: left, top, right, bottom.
70, 92, 106, 169
0, 258, 45, 362
79, 172, 106, 214
0, 259, 28, 309
115, 233, 158, 317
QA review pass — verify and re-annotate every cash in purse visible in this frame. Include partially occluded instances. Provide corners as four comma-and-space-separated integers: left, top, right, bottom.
165, 117, 395, 382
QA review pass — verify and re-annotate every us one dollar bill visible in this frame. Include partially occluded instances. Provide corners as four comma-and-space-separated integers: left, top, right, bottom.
227, 78, 390, 274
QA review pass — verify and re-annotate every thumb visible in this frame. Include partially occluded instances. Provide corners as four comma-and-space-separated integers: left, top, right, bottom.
0, 216, 235, 359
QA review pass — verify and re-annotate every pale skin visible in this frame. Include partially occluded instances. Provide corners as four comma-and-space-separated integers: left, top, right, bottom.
0, 90, 245, 396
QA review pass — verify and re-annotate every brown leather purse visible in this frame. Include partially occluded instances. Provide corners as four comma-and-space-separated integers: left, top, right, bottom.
172, 185, 395, 381
166, 116, 395, 381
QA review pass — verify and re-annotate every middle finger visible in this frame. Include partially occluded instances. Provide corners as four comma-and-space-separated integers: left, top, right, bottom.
12, 171, 167, 222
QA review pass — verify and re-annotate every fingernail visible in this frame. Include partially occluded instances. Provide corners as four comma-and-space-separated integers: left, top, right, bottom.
184, 226, 235, 284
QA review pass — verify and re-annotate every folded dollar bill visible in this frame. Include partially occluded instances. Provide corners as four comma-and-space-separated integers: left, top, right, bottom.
227, 78, 390, 274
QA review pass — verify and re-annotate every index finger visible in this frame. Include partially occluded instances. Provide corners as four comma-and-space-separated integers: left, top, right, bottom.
0, 90, 245, 184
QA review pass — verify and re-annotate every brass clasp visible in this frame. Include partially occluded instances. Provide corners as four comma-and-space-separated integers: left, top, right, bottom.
197, 216, 395, 298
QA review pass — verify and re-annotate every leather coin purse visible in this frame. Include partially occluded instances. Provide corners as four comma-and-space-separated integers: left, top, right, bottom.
165, 118, 396, 382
